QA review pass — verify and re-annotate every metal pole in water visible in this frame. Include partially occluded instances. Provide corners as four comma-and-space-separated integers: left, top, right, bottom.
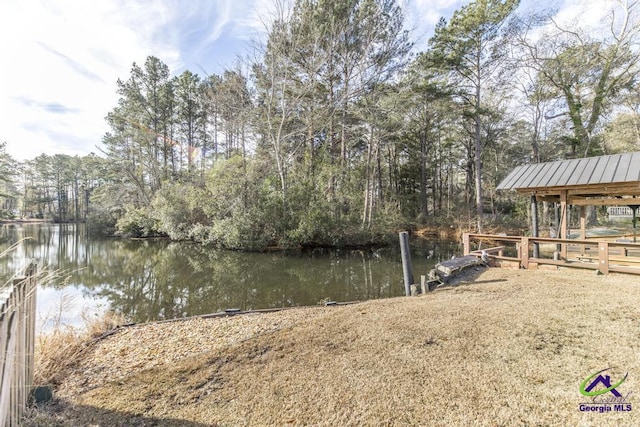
399, 231, 414, 297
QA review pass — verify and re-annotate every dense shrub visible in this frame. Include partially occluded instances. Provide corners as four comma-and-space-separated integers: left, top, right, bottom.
207, 213, 275, 251
86, 154, 417, 249
87, 184, 131, 236
152, 183, 210, 240
115, 206, 161, 238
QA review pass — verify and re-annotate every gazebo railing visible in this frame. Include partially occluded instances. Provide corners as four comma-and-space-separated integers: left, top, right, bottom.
463, 233, 640, 275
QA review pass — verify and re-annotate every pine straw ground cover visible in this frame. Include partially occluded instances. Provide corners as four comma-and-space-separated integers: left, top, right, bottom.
28, 268, 640, 426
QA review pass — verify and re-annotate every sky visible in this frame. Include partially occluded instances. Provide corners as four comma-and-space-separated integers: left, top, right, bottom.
0, 0, 608, 161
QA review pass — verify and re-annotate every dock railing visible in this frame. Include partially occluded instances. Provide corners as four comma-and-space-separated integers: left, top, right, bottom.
463, 233, 640, 275
0, 264, 37, 426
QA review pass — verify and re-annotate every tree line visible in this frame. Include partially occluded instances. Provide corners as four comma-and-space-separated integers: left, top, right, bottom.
2, 0, 639, 248
0, 146, 109, 223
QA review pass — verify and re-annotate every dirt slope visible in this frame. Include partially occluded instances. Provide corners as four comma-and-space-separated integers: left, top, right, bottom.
31, 268, 640, 426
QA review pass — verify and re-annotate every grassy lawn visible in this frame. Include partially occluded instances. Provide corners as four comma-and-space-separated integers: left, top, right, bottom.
28, 268, 640, 426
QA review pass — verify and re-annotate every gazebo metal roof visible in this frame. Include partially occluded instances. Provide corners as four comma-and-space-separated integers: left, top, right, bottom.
498, 152, 640, 191
497, 151, 640, 204
496, 151, 640, 260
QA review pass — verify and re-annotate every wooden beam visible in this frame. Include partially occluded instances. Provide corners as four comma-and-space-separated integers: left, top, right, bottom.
537, 195, 560, 203
516, 182, 640, 197
568, 184, 640, 195
568, 197, 640, 206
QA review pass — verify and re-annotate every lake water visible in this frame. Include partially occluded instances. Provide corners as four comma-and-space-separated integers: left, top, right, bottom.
0, 223, 458, 331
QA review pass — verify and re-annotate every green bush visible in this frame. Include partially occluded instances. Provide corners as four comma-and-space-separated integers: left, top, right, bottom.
115, 206, 160, 238
88, 184, 142, 236
206, 212, 276, 251
152, 182, 209, 240
87, 206, 120, 236
286, 204, 341, 247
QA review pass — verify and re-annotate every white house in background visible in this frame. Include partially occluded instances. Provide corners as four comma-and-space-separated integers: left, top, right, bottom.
608, 206, 634, 221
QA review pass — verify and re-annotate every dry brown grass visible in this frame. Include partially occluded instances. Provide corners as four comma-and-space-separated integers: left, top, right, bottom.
34, 307, 125, 387
29, 268, 640, 426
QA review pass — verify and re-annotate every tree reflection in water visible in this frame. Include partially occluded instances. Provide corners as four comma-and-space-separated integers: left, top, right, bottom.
0, 224, 457, 323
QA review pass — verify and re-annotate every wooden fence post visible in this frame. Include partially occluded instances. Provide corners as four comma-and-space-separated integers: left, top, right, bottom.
521, 237, 529, 269
463, 233, 470, 255
598, 242, 609, 275
0, 292, 9, 426
15, 278, 25, 425
420, 275, 427, 294
27, 269, 36, 403
0, 263, 37, 426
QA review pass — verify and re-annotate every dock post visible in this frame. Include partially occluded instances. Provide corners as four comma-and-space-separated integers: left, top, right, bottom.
399, 231, 414, 297
420, 275, 427, 294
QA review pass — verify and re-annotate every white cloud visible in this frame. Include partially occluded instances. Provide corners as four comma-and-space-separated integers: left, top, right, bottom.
204, 2, 234, 44
542, 0, 612, 32
0, 0, 272, 161
0, 0, 178, 160
237, 0, 290, 36
405, 0, 468, 50
516, 0, 633, 49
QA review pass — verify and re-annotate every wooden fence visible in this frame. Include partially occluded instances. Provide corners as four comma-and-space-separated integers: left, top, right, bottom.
463, 233, 640, 276
0, 264, 37, 426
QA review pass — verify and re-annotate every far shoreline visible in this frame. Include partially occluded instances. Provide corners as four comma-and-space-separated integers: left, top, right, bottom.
1, 218, 49, 224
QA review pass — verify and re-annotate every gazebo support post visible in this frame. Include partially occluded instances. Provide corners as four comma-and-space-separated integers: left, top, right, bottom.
554, 202, 561, 256
531, 194, 539, 258
580, 206, 586, 255
560, 190, 568, 260
632, 205, 639, 244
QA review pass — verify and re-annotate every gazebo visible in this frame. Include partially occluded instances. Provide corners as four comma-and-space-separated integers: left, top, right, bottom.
496, 151, 640, 259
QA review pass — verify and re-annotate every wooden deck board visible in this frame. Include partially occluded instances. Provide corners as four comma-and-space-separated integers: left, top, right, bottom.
436, 255, 483, 275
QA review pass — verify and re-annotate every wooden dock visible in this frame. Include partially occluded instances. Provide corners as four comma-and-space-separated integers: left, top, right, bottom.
426, 255, 486, 287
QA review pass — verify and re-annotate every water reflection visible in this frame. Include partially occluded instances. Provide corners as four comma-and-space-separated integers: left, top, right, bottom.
0, 224, 458, 325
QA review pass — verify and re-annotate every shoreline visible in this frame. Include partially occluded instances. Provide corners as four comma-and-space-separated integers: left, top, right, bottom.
2, 219, 465, 248
1, 218, 49, 224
